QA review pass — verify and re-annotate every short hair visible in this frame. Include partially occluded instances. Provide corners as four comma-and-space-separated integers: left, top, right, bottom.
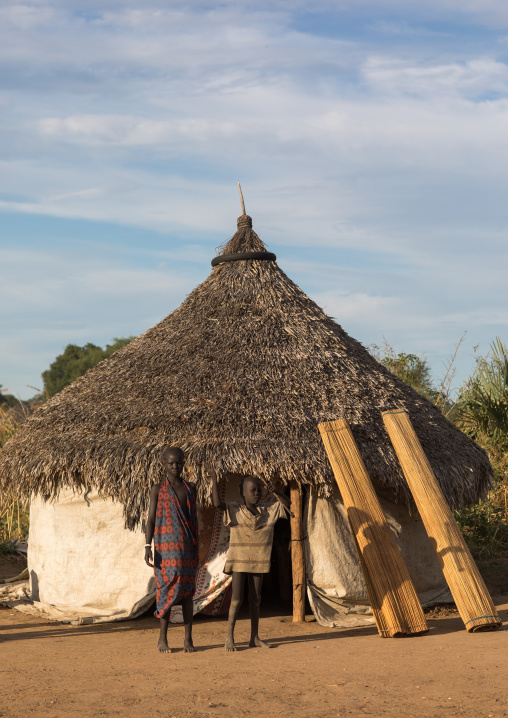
162, 446, 185, 461
238, 475, 260, 498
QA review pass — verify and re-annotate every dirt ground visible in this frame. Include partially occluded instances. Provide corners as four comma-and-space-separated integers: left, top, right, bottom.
1, 557, 508, 718
0, 553, 26, 581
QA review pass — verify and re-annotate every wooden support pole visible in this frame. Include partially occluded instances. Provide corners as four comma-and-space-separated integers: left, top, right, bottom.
290, 483, 306, 623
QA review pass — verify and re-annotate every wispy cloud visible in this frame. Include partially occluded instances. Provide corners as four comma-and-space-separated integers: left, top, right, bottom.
0, 244, 203, 396
1, 1, 507, 397
364, 56, 508, 98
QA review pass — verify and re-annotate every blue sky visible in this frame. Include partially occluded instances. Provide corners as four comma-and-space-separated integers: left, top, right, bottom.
1, 0, 507, 399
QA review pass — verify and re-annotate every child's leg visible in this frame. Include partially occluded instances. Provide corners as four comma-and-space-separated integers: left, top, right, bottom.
248, 573, 270, 648
226, 572, 245, 652
182, 596, 195, 652
158, 616, 171, 653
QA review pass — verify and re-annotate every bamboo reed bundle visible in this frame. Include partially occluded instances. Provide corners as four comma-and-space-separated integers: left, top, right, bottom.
382, 409, 501, 632
318, 419, 428, 638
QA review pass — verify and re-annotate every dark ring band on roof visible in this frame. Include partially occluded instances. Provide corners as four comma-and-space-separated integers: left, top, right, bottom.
211, 251, 276, 266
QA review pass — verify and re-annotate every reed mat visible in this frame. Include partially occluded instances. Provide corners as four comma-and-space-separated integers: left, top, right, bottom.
382, 408, 501, 632
318, 419, 428, 638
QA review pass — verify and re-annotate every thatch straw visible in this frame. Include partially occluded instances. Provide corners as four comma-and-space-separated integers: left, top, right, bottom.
318, 419, 428, 637
0, 213, 492, 527
382, 409, 501, 632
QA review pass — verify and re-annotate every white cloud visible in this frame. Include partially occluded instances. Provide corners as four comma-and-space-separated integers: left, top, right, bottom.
0, 4, 351, 76
37, 115, 240, 146
1, 0, 508, 399
312, 290, 401, 323
363, 56, 508, 99
0, 248, 194, 307
0, 4, 56, 31
0, 245, 205, 398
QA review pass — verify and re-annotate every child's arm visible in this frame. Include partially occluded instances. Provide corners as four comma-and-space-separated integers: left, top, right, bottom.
266, 482, 291, 510
144, 482, 160, 567
207, 464, 227, 511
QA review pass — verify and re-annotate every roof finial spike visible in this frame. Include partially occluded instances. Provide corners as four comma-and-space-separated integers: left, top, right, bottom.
238, 181, 246, 216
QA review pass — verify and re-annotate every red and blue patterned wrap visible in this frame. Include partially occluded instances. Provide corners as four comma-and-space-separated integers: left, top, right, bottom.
153, 479, 199, 619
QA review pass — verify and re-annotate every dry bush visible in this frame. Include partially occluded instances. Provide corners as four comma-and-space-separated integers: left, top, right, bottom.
0, 404, 30, 550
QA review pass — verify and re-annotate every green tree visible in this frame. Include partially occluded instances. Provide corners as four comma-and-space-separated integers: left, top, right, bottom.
454, 338, 508, 448
0, 385, 21, 408
370, 343, 437, 401
42, 337, 135, 397
104, 337, 134, 357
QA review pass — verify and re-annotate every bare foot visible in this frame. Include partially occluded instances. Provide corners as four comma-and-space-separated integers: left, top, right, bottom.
157, 639, 172, 653
249, 636, 271, 648
184, 639, 195, 653
225, 637, 237, 652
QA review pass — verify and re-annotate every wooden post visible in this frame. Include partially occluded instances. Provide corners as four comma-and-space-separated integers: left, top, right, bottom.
290, 482, 306, 622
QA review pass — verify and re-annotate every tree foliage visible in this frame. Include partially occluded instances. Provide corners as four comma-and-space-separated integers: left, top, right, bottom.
369, 343, 437, 401
371, 338, 508, 582
450, 338, 508, 579
42, 337, 134, 397
454, 338, 508, 448
0, 385, 21, 408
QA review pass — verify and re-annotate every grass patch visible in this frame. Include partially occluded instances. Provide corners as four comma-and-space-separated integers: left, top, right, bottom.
0, 492, 29, 547
474, 557, 508, 595
0, 539, 18, 556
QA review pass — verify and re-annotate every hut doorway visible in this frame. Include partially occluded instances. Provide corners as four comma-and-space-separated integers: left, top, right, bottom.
261, 512, 292, 608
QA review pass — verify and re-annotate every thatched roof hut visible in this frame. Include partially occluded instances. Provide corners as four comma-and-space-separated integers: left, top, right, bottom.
0, 211, 491, 527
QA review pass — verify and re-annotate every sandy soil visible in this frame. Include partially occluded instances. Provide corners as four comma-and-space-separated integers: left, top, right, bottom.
1, 558, 508, 718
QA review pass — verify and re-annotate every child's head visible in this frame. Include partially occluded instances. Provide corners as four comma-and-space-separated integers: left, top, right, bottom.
162, 446, 185, 477
239, 476, 262, 506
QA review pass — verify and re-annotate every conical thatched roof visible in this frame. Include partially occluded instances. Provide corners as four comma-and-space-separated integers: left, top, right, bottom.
0, 212, 491, 525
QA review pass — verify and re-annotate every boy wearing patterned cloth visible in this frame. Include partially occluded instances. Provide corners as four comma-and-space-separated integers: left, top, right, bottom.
209, 467, 290, 651
145, 447, 198, 653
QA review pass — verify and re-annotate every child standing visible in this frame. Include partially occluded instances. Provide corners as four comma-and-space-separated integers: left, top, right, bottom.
208, 467, 290, 651
145, 446, 199, 653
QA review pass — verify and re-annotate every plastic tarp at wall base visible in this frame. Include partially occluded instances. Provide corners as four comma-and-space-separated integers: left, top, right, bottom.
1, 482, 453, 628
0, 578, 154, 625
304, 485, 453, 629
1, 484, 235, 626
2, 489, 157, 624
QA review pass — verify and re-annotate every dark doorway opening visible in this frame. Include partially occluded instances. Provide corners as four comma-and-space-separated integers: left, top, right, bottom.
261, 515, 292, 609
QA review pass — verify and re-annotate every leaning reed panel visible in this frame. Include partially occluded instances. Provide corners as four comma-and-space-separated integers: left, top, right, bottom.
382, 409, 501, 632
318, 419, 428, 638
